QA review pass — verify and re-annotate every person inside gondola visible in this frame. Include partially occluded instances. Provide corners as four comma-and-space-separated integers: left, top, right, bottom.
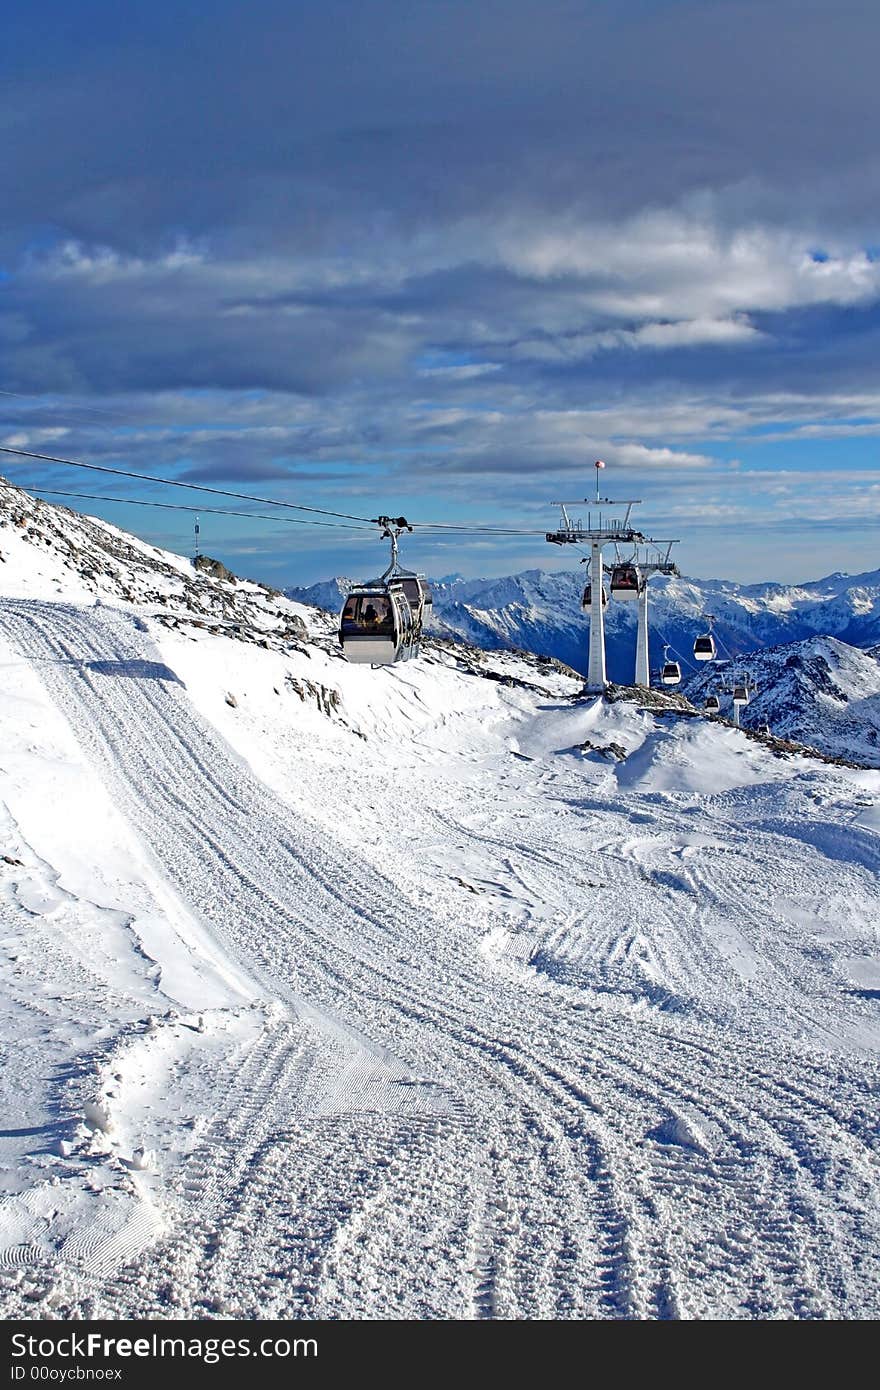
341, 594, 394, 635
368, 598, 393, 631
359, 597, 392, 631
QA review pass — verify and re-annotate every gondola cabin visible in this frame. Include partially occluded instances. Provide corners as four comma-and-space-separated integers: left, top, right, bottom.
705, 694, 720, 713
339, 581, 417, 665
339, 515, 432, 667
397, 574, 433, 628
610, 563, 642, 602
732, 682, 750, 706
661, 659, 682, 685
581, 584, 608, 610
693, 633, 716, 661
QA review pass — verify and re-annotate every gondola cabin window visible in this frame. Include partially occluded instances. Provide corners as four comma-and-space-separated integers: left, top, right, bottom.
341, 595, 394, 635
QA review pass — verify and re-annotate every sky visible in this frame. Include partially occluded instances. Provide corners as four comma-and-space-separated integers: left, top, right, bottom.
2, 0, 880, 588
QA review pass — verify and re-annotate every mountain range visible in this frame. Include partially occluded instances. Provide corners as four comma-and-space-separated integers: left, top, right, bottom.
4, 477, 878, 767
683, 635, 880, 767
288, 566, 880, 685
288, 565, 880, 765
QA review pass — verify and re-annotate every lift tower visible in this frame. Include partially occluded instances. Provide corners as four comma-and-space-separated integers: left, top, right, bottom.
632, 542, 679, 686
547, 497, 646, 690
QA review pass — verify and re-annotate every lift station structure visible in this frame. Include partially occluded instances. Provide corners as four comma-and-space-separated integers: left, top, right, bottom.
547, 496, 644, 689
546, 480, 679, 691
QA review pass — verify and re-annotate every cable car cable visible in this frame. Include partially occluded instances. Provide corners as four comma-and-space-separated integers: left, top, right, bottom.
27, 488, 376, 530
653, 628, 696, 671
0, 444, 377, 524
2, 445, 552, 536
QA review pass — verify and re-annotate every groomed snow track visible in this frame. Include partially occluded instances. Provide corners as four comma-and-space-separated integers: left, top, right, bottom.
2, 598, 879, 1319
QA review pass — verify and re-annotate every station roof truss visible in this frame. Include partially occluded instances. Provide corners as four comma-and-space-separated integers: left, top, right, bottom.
546, 498, 647, 546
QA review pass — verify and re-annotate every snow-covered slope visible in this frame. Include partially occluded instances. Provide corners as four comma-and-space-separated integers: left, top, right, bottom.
2, 478, 880, 1321
0, 474, 314, 643
290, 565, 880, 681
684, 636, 880, 767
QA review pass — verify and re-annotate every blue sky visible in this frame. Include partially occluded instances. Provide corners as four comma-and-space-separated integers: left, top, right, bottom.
2, 0, 880, 587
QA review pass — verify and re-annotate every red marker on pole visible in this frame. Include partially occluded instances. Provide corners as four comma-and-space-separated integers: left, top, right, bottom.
594, 458, 605, 503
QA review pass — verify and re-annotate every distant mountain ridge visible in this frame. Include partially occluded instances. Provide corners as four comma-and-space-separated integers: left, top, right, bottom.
287, 565, 880, 682
683, 635, 880, 767
5, 476, 880, 769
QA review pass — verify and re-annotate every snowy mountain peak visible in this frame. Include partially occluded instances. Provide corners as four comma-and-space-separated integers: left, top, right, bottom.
290, 562, 880, 684
684, 633, 880, 765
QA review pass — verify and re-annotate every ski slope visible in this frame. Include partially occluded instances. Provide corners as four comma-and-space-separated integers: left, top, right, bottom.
1, 584, 879, 1321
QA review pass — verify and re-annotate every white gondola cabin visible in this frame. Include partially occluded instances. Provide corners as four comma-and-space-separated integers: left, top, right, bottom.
660, 644, 682, 685
732, 681, 750, 706
661, 660, 681, 685
705, 693, 721, 713
693, 613, 717, 662
581, 583, 608, 610
339, 583, 417, 665
338, 517, 431, 666
610, 562, 642, 602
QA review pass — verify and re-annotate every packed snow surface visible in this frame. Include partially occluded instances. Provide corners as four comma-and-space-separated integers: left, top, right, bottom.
2, 480, 880, 1319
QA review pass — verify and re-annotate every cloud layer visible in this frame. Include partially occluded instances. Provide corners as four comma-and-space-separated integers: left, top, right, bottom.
1, 1, 879, 584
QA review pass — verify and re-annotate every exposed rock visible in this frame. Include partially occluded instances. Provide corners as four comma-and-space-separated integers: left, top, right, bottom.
285, 675, 341, 718
604, 682, 699, 714
578, 739, 628, 761
194, 554, 236, 583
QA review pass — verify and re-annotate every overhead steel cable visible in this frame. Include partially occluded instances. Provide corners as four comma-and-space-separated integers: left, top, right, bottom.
0, 444, 375, 523
409, 523, 547, 535
1, 443, 546, 535
27, 488, 375, 531
0, 444, 553, 536
655, 626, 698, 674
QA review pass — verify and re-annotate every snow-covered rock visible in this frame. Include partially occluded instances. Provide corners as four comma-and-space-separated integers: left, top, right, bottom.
683, 635, 880, 766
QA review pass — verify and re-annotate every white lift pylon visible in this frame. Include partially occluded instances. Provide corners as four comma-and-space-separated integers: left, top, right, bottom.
547, 473, 679, 690
547, 494, 646, 691
633, 544, 679, 687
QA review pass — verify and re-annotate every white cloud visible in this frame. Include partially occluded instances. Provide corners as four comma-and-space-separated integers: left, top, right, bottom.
494, 209, 880, 320
510, 314, 761, 361
0, 427, 70, 449
629, 315, 761, 348
36, 239, 207, 283
417, 363, 503, 379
